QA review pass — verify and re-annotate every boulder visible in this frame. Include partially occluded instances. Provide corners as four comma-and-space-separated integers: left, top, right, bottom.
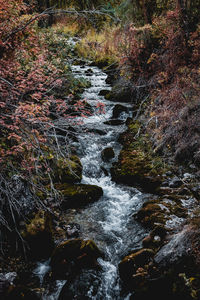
112, 104, 128, 119
98, 89, 110, 97
105, 78, 135, 103
168, 176, 183, 188
55, 183, 103, 209
119, 248, 155, 282
101, 147, 115, 162
104, 119, 125, 126
58, 269, 101, 300
142, 225, 167, 249
53, 155, 83, 184
50, 239, 103, 279
154, 225, 196, 268
136, 201, 167, 228
111, 149, 163, 193
22, 210, 54, 260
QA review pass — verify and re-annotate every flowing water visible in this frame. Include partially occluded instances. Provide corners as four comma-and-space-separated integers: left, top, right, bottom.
35, 62, 149, 299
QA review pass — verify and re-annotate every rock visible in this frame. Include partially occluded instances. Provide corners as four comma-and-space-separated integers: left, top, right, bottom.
105, 78, 136, 103
154, 225, 196, 268
22, 210, 54, 260
191, 185, 200, 200
104, 119, 125, 126
0, 272, 17, 299
58, 269, 100, 300
142, 225, 167, 249
50, 239, 103, 279
98, 89, 110, 97
85, 68, 93, 75
136, 201, 167, 228
119, 248, 155, 284
101, 147, 115, 161
169, 177, 183, 188
55, 183, 103, 209
53, 155, 83, 184
112, 104, 128, 119
110, 119, 164, 193
65, 223, 81, 239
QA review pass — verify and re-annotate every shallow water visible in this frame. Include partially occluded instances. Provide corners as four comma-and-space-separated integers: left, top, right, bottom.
35, 61, 148, 300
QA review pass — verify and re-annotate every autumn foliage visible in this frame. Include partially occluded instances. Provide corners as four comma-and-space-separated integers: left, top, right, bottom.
115, 8, 200, 165
0, 0, 95, 239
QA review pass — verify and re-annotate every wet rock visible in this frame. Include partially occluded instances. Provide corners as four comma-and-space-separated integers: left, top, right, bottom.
121, 225, 200, 299
142, 225, 167, 249
169, 176, 183, 188
58, 269, 101, 300
119, 248, 155, 283
22, 210, 54, 260
55, 183, 103, 209
111, 150, 163, 193
85, 68, 93, 75
112, 104, 128, 119
104, 119, 125, 126
105, 78, 136, 103
154, 225, 196, 268
191, 185, 200, 200
86, 128, 106, 135
65, 223, 81, 239
52, 155, 83, 184
100, 166, 109, 176
50, 239, 103, 279
98, 89, 110, 96
101, 147, 115, 162
0, 272, 17, 299
136, 201, 167, 228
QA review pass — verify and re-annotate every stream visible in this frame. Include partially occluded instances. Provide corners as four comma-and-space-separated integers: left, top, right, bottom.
35, 60, 149, 299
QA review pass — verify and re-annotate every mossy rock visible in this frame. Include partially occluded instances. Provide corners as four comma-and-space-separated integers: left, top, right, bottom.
53, 155, 83, 184
111, 119, 166, 192
142, 225, 167, 249
105, 79, 135, 103
111, 149, 163, 193
22, 210, 54, 260
50, 239, 103, 279
55, 183, 103, 209
98, 89, 110, 96
136, 201, 167, 228
119, 248, 155, 282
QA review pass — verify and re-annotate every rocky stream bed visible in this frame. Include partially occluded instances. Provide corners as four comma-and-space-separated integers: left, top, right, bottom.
1, 43, 200, 300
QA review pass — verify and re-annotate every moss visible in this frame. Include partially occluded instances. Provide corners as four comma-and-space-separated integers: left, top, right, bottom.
53, 155, 83, 184
136, 201, 168, 228
119, 248, 155, 282
111, 120, 168, 192
50, 239, 102, 279
55, 183, 103, 209
22, 210, 54, 259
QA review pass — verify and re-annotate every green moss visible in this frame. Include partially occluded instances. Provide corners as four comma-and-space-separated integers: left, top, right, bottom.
53, 155, 83, 184
50, 238, 102, 278
22, 210, 54, 259
55, 183, 103, 209
111, 120, 168, 192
